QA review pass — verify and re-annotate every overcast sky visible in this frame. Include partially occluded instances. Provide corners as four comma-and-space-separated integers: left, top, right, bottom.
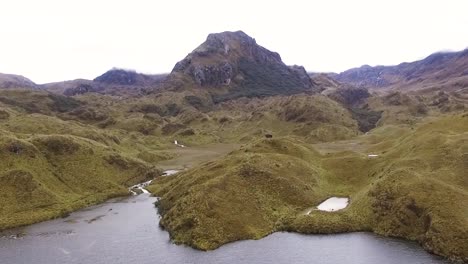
0, 0, 467, 84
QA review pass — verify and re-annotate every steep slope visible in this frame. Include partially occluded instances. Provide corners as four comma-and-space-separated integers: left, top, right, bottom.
168, 31, 318, 102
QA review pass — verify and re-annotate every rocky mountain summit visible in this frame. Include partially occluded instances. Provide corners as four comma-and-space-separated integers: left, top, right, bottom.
170, 31, 318, 101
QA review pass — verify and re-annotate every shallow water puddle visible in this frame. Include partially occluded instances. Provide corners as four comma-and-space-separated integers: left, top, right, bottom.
306, 197, 349, 215
317, 197, 349, 211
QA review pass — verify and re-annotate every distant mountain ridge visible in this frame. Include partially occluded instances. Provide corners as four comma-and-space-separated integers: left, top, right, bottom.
42, 69, 168, 96
93, 68, 165, 86
0, 73, 37, 89
1, 35, 466, 100
1, 31, 318, 100
334, 49, 468, 90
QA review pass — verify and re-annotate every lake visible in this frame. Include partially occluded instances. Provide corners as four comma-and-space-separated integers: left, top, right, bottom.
0, 193, 450, 264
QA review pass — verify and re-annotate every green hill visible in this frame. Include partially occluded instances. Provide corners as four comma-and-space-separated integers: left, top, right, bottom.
149, 114, 468, 262
0, 91, 166, 229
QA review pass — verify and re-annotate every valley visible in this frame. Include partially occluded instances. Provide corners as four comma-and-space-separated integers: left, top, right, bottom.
0, 31, 466, 263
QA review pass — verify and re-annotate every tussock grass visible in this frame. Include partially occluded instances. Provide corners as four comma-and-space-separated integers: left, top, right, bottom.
150, 114, 468, 262
0, 85, 466, 262
0, 100, 166, 230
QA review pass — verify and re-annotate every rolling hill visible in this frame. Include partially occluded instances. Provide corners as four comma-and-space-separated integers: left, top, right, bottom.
0, 31, 466, 262
0, 73, 37, 89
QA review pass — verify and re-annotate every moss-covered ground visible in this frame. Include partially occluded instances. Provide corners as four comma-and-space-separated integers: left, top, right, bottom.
149, 114, 468, 262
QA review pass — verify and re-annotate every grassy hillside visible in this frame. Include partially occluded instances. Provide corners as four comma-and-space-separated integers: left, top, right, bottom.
56, 90, 362, 145
0, 93, 168, 230
149, 138, 327, 249
0, 134, 160, 229
149, 113, 468, 262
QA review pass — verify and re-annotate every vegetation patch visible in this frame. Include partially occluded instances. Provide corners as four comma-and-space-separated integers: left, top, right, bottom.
162, 123, 187, 135
32, 135, 81, 155
149, 115, 468, 262
47, 94, 82, 113
349, 107, 382, 132
0, 109, 10, 119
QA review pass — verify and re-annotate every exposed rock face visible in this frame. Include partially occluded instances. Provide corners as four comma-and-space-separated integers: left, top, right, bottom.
178, 61, 233, 86
172, 31, 282, 86
171, 31, 317, 101
289, 65, 312, 88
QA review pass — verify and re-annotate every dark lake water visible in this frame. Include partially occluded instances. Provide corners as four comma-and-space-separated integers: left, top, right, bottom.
0, 193, 451, 264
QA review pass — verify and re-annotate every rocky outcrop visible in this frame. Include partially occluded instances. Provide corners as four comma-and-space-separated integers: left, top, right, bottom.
172, 31, 282, 87
175, 61, 233, 86
170, 31, 317, 101
289, 65, 313, 89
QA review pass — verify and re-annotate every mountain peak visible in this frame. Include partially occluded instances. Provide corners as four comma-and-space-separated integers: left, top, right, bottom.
170, 31, 315, 101
189, 30, 282, 63
173, 31, 283, 76
195, 31, 252, 53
